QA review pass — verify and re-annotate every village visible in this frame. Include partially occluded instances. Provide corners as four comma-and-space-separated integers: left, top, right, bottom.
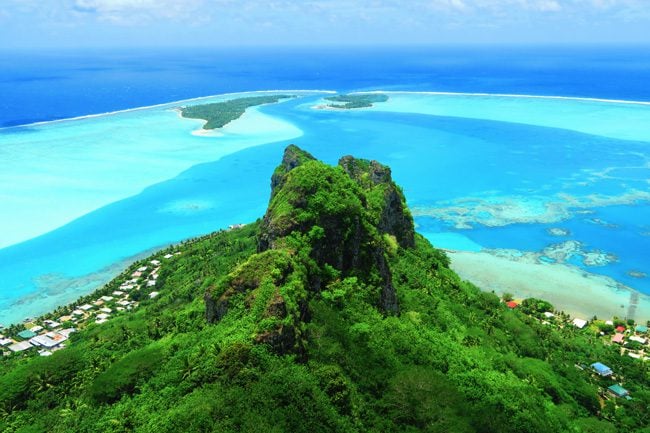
505, 298, 650, 402
1, 252, 648, 406
0, 251, 180, 358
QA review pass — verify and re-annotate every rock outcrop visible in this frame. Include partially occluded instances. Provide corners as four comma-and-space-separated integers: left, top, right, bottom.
206, 145, 416, 355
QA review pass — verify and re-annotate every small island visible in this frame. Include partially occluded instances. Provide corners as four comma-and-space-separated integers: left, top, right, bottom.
180, 94, 295, 130
323, 93, 389, 109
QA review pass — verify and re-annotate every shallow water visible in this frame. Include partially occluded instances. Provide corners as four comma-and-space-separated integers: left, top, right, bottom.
1, 91, 649, 325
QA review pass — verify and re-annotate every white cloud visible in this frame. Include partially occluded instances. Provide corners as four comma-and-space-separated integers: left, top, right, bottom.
533, 0, 562, 11
73, 0, 209, 24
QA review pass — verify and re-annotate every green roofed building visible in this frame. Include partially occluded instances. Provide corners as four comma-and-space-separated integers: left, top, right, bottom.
17, 329, 37, 340
635, 325, 648, 333
608, 384, 630, 399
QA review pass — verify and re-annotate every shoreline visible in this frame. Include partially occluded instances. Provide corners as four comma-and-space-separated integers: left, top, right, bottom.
0, 89, 336, 131
0, 100, 303, 250
7, 88, 650, 132
448, 250, 650, 322
355, 90, 650, 107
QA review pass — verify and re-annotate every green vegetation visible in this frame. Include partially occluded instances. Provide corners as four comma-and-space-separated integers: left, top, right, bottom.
324, 93, 389, 109
180, 95, 294, 129
1, 146, 649, 432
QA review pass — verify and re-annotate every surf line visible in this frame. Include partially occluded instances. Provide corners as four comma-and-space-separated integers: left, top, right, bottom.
356, 90, 650, 107
0, 90, 337, 131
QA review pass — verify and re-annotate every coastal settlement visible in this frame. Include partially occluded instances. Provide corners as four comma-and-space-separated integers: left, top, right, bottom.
1, 223, 647, 406
0, 251, 179, 357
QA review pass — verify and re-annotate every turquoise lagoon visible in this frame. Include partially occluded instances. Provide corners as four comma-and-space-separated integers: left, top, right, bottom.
1, 91, 649, 325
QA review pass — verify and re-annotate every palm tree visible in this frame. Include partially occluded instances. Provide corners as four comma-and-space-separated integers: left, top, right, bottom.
32, 372, 54, 393
181, 354, 198, 381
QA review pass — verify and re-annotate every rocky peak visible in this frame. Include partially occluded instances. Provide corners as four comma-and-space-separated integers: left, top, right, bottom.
207, 145, 416, 355
339, 155, 415, 249
269, 144, 316, 199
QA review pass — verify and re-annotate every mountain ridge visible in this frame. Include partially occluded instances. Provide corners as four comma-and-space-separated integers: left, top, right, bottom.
1, 145, 649, 433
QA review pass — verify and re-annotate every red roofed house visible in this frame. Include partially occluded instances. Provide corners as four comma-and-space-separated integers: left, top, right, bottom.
611, 333, 624, 344
506, 301, 518, 309
615, 326, 626, 333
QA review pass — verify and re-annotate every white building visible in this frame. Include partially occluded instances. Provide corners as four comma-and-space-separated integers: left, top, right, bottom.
572, 318, 588, 329
8, 341, 33, 352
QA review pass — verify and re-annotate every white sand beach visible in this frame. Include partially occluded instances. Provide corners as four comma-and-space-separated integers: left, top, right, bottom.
448, 250, 650, 322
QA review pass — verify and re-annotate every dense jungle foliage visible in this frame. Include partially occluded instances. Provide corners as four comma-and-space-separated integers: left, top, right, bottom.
1, 146, 649, 433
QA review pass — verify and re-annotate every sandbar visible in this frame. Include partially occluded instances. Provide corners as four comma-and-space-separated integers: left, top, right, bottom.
448, 250, 650, 322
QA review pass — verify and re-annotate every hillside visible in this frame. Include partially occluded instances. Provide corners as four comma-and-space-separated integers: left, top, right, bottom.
1, 146, 649, 433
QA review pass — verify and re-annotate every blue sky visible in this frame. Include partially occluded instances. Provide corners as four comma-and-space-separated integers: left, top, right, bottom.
1, 0, 649, 48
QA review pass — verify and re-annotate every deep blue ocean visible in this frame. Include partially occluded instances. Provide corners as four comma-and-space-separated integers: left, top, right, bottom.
1, 45, 650, 325
4, 45, 650, 127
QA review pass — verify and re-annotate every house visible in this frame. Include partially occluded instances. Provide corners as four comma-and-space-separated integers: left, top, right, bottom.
607, 384, 630, 399
100, 307, 112, 314
629, 335, 647, 345
96, 313, 110, 320
591, 362, 613, 377
164, 254, 174, 259
635, 325, 648, 334
506, 301, 518, 309
611, 333, 625, 344
100, 296, 114, 302
79, 304, 94, 311
615, 325, 626, 333
8, 341, 33, 352
17, 329, 37, 340
573, 318, 588, 329
543, 312, 555, 319
29, 325, 44, 333
149, 291, 159, 299
45, 321, 61, 329
112, 290, 125, 296
137, 266, 148, 272
58, 328, 76, 339
146, 280, 156, 287
30, 334, 62, 349
150, 259, 161, 266
0, 338, 13, 346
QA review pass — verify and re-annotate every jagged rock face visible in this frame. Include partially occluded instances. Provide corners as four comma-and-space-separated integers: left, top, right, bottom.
257, 146, 414, 312
269, 144, 317, 200
258, 145, 316, 252
378, 187, 415, 249
207, 145, 416, 355
339, 156, 415, 249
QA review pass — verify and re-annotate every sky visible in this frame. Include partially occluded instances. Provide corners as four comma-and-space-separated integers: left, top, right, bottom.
1, 0, 650, 48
